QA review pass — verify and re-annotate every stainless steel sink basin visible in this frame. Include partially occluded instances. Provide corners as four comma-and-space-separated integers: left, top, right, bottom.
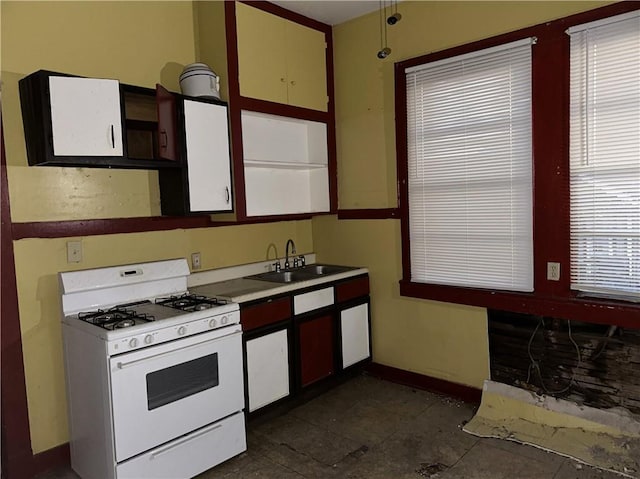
248, 270, 311, 283
248, 264, 359, 284
299, 264, 357, 276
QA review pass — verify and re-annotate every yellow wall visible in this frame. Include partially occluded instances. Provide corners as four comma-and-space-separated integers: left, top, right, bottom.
333, 1, 611, 210
323, 1, 611, 385
1, 1, 313, 453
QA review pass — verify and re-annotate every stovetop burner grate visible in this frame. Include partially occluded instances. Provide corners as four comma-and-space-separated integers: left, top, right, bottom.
155, 293, 228, 312
78, 304, 155, 330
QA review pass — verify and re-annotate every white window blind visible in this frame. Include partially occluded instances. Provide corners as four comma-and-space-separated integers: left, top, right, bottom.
568, 11, 640, 301
406, 38, 534, 291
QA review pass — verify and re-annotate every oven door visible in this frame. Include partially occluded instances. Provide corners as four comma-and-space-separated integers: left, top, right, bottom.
109, 326, 243, 462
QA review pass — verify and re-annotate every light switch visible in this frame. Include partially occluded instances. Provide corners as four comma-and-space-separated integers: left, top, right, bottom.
67, 241, 82, 263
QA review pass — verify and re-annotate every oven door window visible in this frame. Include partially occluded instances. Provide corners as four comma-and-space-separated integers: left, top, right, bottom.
146, 353, 219, 410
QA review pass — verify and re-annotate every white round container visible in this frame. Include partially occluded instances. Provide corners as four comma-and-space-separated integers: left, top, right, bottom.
179, 63, 220, 99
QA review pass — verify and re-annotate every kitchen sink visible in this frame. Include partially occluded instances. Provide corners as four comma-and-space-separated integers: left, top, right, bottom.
299, 264, 357, 276
248, 264, 359, 284
248, 270, 311, 283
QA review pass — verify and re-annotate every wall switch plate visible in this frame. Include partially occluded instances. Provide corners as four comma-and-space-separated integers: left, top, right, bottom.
547, 262, 560, 281
67, 241, 82, 263
191, 252, 201, 270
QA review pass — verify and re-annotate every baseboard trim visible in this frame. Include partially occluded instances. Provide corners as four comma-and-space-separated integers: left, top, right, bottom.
366, 362, 482, 403
31, 443, 70, 476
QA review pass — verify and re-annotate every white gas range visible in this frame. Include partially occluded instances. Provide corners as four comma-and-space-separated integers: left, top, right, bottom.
60, 259, 246, 479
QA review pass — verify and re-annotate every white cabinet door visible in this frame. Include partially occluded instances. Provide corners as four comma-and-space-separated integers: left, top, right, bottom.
341, 303, 370, 368
49, 76, 123, 156
183, 100, 232, 212
246, 329, 289, 412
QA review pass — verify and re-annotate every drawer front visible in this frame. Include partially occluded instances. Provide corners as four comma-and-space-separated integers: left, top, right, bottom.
336, 276, 369, 303
116, 412, 246, 478
242, 297, 291, 331
294, 287, 334, 315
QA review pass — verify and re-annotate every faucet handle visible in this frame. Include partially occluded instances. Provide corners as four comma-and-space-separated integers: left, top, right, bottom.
272, 261, 281, 272
298, 255, 306, 267
293, 257, 300, 268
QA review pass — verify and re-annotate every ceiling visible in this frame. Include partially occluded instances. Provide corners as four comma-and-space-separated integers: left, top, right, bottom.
270, 1, 381, 26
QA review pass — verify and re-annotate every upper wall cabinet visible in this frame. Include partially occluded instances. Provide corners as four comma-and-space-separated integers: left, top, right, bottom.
19, 70, 181, 169
235, 2, 328, 112
159, 98, 233, 215
48, 76, 124, 157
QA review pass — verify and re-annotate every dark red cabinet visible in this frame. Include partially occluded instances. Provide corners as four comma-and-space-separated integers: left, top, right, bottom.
298, 314, 334, 387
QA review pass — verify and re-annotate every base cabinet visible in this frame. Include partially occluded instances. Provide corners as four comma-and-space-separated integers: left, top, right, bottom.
245, 329, 290, 412
340, 302, 370, 369
240, 274, 370, 416
297, 314, 334, 387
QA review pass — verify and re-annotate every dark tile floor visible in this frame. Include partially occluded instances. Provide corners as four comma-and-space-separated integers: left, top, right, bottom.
37, 374, 620, 479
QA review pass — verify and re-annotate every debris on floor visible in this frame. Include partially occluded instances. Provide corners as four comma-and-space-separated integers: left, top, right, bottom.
416, 462, 448, 477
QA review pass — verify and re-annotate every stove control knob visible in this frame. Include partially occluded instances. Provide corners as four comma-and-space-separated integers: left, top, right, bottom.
178, 326, 187, 336
129, 338, 139, 348
221, 315, 229, 325
209, 318, 217, 328
144, 334, 154, 345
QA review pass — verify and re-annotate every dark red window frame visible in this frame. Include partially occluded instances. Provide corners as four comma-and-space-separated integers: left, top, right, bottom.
395, 2, 640, 327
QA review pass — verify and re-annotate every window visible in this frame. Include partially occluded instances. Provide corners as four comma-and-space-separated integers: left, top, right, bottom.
405, 38, 534, 292
568, 11, 640, 301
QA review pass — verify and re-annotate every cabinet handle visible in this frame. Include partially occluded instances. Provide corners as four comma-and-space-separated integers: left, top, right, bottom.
110, 125, 115, 149
160, 130, 168, 149
225, 186, 230, 204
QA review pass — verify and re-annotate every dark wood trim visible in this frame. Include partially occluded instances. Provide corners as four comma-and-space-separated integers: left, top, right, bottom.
11, 214, 319, 240
337, 208, 400, 220
325, 25, 338, 213
395, 2, 640, 323
31, 443, 70, 477
366, 363, 482, 404
240, 1, 332, 34
1, 110, 35, 478
400, 280, 640, 328
225, 1, 247, 219
237, 97, 329, 123
394, 59, 411, 277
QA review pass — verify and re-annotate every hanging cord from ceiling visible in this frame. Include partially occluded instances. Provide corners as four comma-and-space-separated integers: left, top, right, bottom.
526, 317, 582, 395
377, 0, 391, 59
377, 0, 401, 59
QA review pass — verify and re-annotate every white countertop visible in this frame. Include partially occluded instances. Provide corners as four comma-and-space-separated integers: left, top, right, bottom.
189, 260, 368, 303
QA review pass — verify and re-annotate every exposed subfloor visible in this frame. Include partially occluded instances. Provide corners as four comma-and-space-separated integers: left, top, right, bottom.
37, 374, 620, 479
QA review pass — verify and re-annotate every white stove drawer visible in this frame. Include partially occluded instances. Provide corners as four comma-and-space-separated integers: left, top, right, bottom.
116, 412, 246, 478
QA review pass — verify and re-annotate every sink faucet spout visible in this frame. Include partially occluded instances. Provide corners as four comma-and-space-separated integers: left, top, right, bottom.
285, 239, 297, 269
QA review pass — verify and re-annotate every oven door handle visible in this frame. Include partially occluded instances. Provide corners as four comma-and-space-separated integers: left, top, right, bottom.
115, 329, 239, 370
151, 422, 223, 459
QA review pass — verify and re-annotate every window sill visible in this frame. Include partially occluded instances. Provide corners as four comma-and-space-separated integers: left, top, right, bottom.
399, 279, 640, 327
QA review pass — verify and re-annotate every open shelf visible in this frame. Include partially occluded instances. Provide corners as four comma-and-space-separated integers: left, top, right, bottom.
241, 110, 329, 217
244, 159, 327, 170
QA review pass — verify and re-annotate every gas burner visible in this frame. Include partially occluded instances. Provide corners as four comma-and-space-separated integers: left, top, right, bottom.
78, 305, 155, 330
114, 319, 136, 329
156, 293, 226, 312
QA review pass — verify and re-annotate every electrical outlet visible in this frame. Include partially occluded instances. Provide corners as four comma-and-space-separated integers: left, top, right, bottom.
67, 241, 82, 263
547, 262, 560, 281
191, 252, 201, 270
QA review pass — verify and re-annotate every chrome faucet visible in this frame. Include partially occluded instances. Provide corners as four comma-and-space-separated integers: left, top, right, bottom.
284, 239, 296, 270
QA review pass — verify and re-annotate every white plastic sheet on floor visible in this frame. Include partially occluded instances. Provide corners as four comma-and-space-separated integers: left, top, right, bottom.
463, 380, 640, 478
